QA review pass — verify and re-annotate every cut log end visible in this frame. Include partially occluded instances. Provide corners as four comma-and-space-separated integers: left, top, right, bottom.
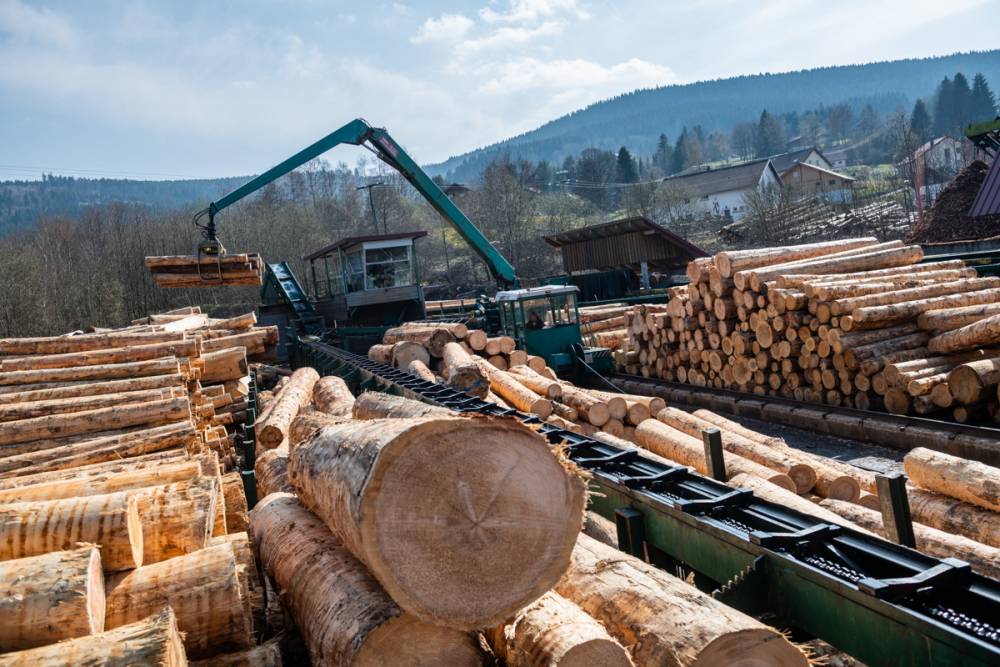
353, 613, 484, 666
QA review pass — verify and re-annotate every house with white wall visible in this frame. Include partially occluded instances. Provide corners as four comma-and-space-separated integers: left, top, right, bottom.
663, 160, 782, 220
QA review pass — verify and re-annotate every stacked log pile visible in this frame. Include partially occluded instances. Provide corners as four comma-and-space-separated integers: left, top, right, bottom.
145, 254, 264, 288
615, 238, 1000, 421
249, 380, 808, 667
0, 306, 280, 664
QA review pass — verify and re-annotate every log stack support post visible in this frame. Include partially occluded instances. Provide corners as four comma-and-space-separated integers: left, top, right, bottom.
701, 428, 727, 482
876, 473, 917, 548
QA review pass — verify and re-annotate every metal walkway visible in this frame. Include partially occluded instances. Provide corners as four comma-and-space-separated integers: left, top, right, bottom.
295, 339, 999, 667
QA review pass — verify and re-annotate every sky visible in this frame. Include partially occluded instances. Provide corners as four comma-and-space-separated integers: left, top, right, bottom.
0, 0, 997, 180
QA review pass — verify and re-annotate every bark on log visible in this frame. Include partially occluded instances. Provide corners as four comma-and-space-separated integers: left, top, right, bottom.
0, 447, 199, 490
288, 416, 586, 629
472, 357, 552, 418
918, 302, 1000, 331
0, 339, 200, 372
0, 373, 185, 406
488, 591, 634, 667
290, 411, 348, 447
742, 243, 921, 292
368, 344, 393, 364
0, 396, 191, 447
0, 458, 201, 503
383, 327, 454, 357
250, 493, 483, 666
442, 342, 489, 398
0, 546, 105, 651
0, 386, 182, 423
507, 365, 563, 399
255, 446, 292, 496
220, 472, 249, 534
928, 313, 1000, 354
905, 487, 1000, 548
715, 238, 878, 277
312, 375, 355, 416
655, 407, 817, 493
0, 608, 185, 667
854, 288, 1000, 326
105, 541, 254, 659
904, 447, 1000, 513
947, 357, 1000, 404
556, 534, 808, 667
830, 277, 1000, 316
390, 341, 430, 369
256, 367, 320, 448
351, 391, 453, 419
0, 331, 190, 356
0, 491, 143, 570
635, 420, 797, 491
132, 477, 218, 564
818, 499, 1000, 580
558, 384, 610, 427
582, 511, 619, 548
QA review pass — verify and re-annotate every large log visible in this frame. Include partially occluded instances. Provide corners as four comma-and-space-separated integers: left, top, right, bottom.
507, 364, 563, 399
255, 446, 292, 496
0, 421, 197, 478
390, 341, 431, 369
289, 411, 348, 447
0, 387, 181, 423
0, 546, 105, 651
442, 342, 489, 398
903, 487, 1000, 548
818, 499, 1000, 580
0, 458, 201, 503
947, 357, 1000, 404
918, 302, 1000, 331
312, 375, 355, 416
0, 491, 143, 570
201, 346, 249, 383
488, 591, 633, 667
655, 407, 817, 493
289, 416, 586, 629
256, 367, 320, 448
0, 339, 200, 372
383, 326, 454, 357
904, 447, 1000, 513
0, 373, 185, 406
250, 493, 483, 666
0, 608, 186, 667
556, 534, 808, 666
105, 541, 254, 659
0, 357, 182, 387
134, 477, 218, 563
0, 396, 191, 447
0, 447, 197, 489
635, 420, 797, 491
352, 391, 453, 419
928, 312, 1000, 354
406, 358, 436, 382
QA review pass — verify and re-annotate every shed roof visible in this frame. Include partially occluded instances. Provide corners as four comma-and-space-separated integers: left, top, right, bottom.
664, 160, 779, 198
304, 231, 427, 261
783, 161, 856, 181
970, 157, 1000, 217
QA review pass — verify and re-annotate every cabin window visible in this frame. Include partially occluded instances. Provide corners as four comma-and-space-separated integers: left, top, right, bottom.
364, 245, 412, 289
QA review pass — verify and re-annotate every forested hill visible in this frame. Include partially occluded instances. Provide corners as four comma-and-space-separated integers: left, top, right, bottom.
0, 174, 249, 235
427, 50, 1000, 182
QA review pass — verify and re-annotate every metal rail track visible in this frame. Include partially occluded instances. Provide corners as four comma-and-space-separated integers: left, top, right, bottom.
608, 374, 1000, 466
295, 338, 1000, 667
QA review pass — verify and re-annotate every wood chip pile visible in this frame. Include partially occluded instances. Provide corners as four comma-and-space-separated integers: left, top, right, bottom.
145, 254, 264, 289
0, 306, 280, 664
908, 160, 1000, 243
615, 237, 1000, 422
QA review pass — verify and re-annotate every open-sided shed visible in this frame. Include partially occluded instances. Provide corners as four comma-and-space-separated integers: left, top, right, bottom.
543, 216, 707, 281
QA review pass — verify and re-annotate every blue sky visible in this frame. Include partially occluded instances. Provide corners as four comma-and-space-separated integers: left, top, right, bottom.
0, 0, 996, 180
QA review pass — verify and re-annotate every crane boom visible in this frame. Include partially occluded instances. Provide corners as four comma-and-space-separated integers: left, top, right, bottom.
200, 118, 519, 287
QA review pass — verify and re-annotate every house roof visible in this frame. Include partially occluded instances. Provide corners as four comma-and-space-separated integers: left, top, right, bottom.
783, 161, 856, 182
304, 231, 427, 261
663, 160, 780, 198
544, 216, 706, 255
767, 147, 829, 172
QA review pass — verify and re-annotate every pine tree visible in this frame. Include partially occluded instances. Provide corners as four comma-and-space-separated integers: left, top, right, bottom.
857, 104, 880, 136
671, 128, 689, 174
616, 147, 638, 183
951, 72, 973, 132
755, 110, 786, 157
909, 99, 932, 144
970, 73, 998, 122
932, 76, 953, 137
653, 133, 673, 175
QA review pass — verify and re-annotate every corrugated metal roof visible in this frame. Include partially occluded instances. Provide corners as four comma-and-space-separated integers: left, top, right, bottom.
543, 216, 706, 257
970, 158, 1000, 217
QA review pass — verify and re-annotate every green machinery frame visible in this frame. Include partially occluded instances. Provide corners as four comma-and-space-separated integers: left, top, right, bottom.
290, 339, 1000, 667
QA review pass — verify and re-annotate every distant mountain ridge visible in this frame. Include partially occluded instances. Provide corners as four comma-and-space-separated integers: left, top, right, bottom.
427, 50, 1000, 182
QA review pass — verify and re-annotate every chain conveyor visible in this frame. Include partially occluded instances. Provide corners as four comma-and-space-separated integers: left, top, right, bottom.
293, 338, 1000, 667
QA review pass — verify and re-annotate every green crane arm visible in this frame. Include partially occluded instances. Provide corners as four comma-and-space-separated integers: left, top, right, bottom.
201, 118, 519, 288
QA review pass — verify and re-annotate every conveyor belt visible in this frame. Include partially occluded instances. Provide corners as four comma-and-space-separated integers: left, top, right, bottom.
295, 339, 1000, 667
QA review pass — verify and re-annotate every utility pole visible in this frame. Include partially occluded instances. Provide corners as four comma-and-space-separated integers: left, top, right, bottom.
356, 182, 386, 234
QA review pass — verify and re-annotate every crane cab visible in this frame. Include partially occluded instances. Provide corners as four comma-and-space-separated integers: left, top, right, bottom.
495, 285, 610, 375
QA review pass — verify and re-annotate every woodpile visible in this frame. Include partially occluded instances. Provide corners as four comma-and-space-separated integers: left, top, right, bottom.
615, 238, 1000, 422
145, 253, 264, 288
0, 305, 277, 664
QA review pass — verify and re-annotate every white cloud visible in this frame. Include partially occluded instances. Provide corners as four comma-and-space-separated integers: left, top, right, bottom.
410, 13, 474, 44
477, 57, 674, 94
480, 0, 589, 23
455, 20, 563, 56
0, 0, 77, 49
